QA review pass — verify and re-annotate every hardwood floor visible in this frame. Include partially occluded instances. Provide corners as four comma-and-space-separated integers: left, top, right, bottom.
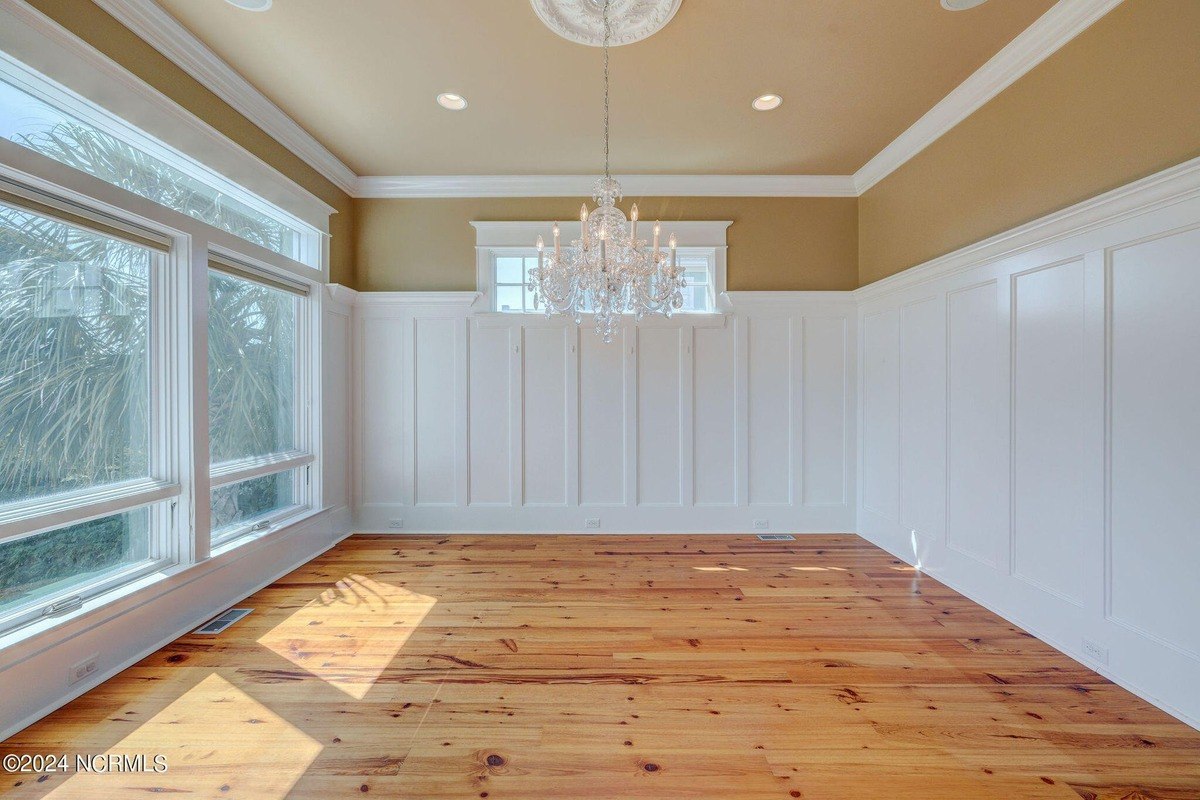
3, 534, 1199, 799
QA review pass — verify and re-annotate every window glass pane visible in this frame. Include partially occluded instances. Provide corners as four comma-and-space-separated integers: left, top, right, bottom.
0, 77, 311, 262
0, 507, 151, 617
495, 284, 524, 313
495, 256, 525, 284
211, 469, 296, 543
681, 284, 708, 312
208, 269, 297, 463
0, 202, 151, 505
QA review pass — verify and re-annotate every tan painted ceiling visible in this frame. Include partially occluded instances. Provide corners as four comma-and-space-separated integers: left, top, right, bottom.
153, 0, 1056, 176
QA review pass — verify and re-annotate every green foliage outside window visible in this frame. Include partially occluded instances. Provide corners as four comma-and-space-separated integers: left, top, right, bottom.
0, 120, 294, 617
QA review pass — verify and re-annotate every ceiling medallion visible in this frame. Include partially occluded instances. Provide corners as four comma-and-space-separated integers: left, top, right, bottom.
529, 0, 682, 46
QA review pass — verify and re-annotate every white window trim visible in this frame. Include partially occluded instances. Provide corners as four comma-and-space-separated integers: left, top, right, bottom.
471, 220, 732, 315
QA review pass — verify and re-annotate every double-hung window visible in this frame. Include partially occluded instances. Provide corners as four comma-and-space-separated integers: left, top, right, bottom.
0, 192, 178, 633
207, 258, 312, 546
0, 32, 325, 638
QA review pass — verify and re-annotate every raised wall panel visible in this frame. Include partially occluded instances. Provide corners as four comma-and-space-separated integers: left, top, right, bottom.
469, 324, 513, 505
748, 316, 793, 504
523, 326, 569, 506
899, 298, 944, 539
322, 308, 351, 509
360, 316, 405, 504
1110, 228, 1200, 657
862, 309, 900, 520
637, 327, 683, 505
946, 281, 1007, 567
578, 328, 626, 505
1012, 260, 1091, 604
693, 323, 737, 505
413, 317, 459, 506
803, 317, 846, 506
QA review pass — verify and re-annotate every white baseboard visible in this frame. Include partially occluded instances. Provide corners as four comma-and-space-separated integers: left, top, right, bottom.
355, 503, 855, 535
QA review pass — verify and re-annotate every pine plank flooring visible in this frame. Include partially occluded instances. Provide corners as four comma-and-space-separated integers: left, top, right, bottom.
3, 534, 1199, 799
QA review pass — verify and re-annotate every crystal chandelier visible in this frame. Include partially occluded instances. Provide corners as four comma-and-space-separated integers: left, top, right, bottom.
526, 0, 685, 343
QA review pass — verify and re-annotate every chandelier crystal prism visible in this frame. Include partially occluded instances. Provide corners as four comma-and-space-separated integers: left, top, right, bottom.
526, 0, 685, 343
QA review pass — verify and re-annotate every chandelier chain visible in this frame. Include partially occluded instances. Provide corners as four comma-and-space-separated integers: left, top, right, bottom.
602, 0, 610, 180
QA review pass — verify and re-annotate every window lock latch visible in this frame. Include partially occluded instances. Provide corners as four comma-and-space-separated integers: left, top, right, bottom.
42, 595, 84, 617
251, 520, 271, 532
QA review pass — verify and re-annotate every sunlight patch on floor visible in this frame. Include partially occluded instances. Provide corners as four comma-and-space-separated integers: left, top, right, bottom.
43, 673, 321, 799
257, 574, 437, 700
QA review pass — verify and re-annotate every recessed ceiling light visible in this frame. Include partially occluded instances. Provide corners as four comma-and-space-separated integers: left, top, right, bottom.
436, 92, 468, 111
223, 0, 272, 11
940, 0, 989, 9
752, 94, 783, 112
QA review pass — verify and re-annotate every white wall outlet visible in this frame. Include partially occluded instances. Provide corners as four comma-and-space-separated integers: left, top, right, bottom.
1081, 639, 1108, 665
388, 518, 405, 529
753, 519, 770, 530
585, 518, 601, 529
68, 655, 99, 686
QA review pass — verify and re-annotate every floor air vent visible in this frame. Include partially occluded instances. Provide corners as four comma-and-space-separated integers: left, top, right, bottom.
193, 608, 252, 635
756, 533, 795, 541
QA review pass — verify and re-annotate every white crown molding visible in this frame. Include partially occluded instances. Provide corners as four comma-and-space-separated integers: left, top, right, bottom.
851, 0, 1123, 194
92, 0, 1120, 201
355, 174, 858, 199
91, 0, 359, 196
854, 153, 1200, 302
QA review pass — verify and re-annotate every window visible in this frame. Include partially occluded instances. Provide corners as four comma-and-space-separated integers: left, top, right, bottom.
494, 254, 539, 312
207, 262, 311, 546
0, 199, 175, 634
489, 247, 718, 314
0, 41, 326, 638
0, 60, 319, 265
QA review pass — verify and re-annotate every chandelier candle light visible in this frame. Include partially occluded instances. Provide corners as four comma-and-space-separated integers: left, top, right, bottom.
526, 0, 685, 343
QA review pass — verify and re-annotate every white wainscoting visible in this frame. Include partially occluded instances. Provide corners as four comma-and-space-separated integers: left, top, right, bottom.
355, 293, 857, 533
856, 157, 1200, 729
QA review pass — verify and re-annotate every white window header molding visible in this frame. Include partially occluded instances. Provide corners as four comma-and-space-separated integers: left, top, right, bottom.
471, 220, 732, 249
0, 1, 336, 231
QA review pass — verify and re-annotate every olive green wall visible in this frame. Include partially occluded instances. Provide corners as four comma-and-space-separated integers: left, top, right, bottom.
354, 196, 859, 292
27, 0, 357, 286
858, 0, 1200, 286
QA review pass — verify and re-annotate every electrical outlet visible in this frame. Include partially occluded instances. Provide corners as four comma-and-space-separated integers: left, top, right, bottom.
1081, 639, 1108, 665
68, 655, 99, 686
585, 518, 601, 529
753, 519, 769, 530
388, 518, 405, 529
